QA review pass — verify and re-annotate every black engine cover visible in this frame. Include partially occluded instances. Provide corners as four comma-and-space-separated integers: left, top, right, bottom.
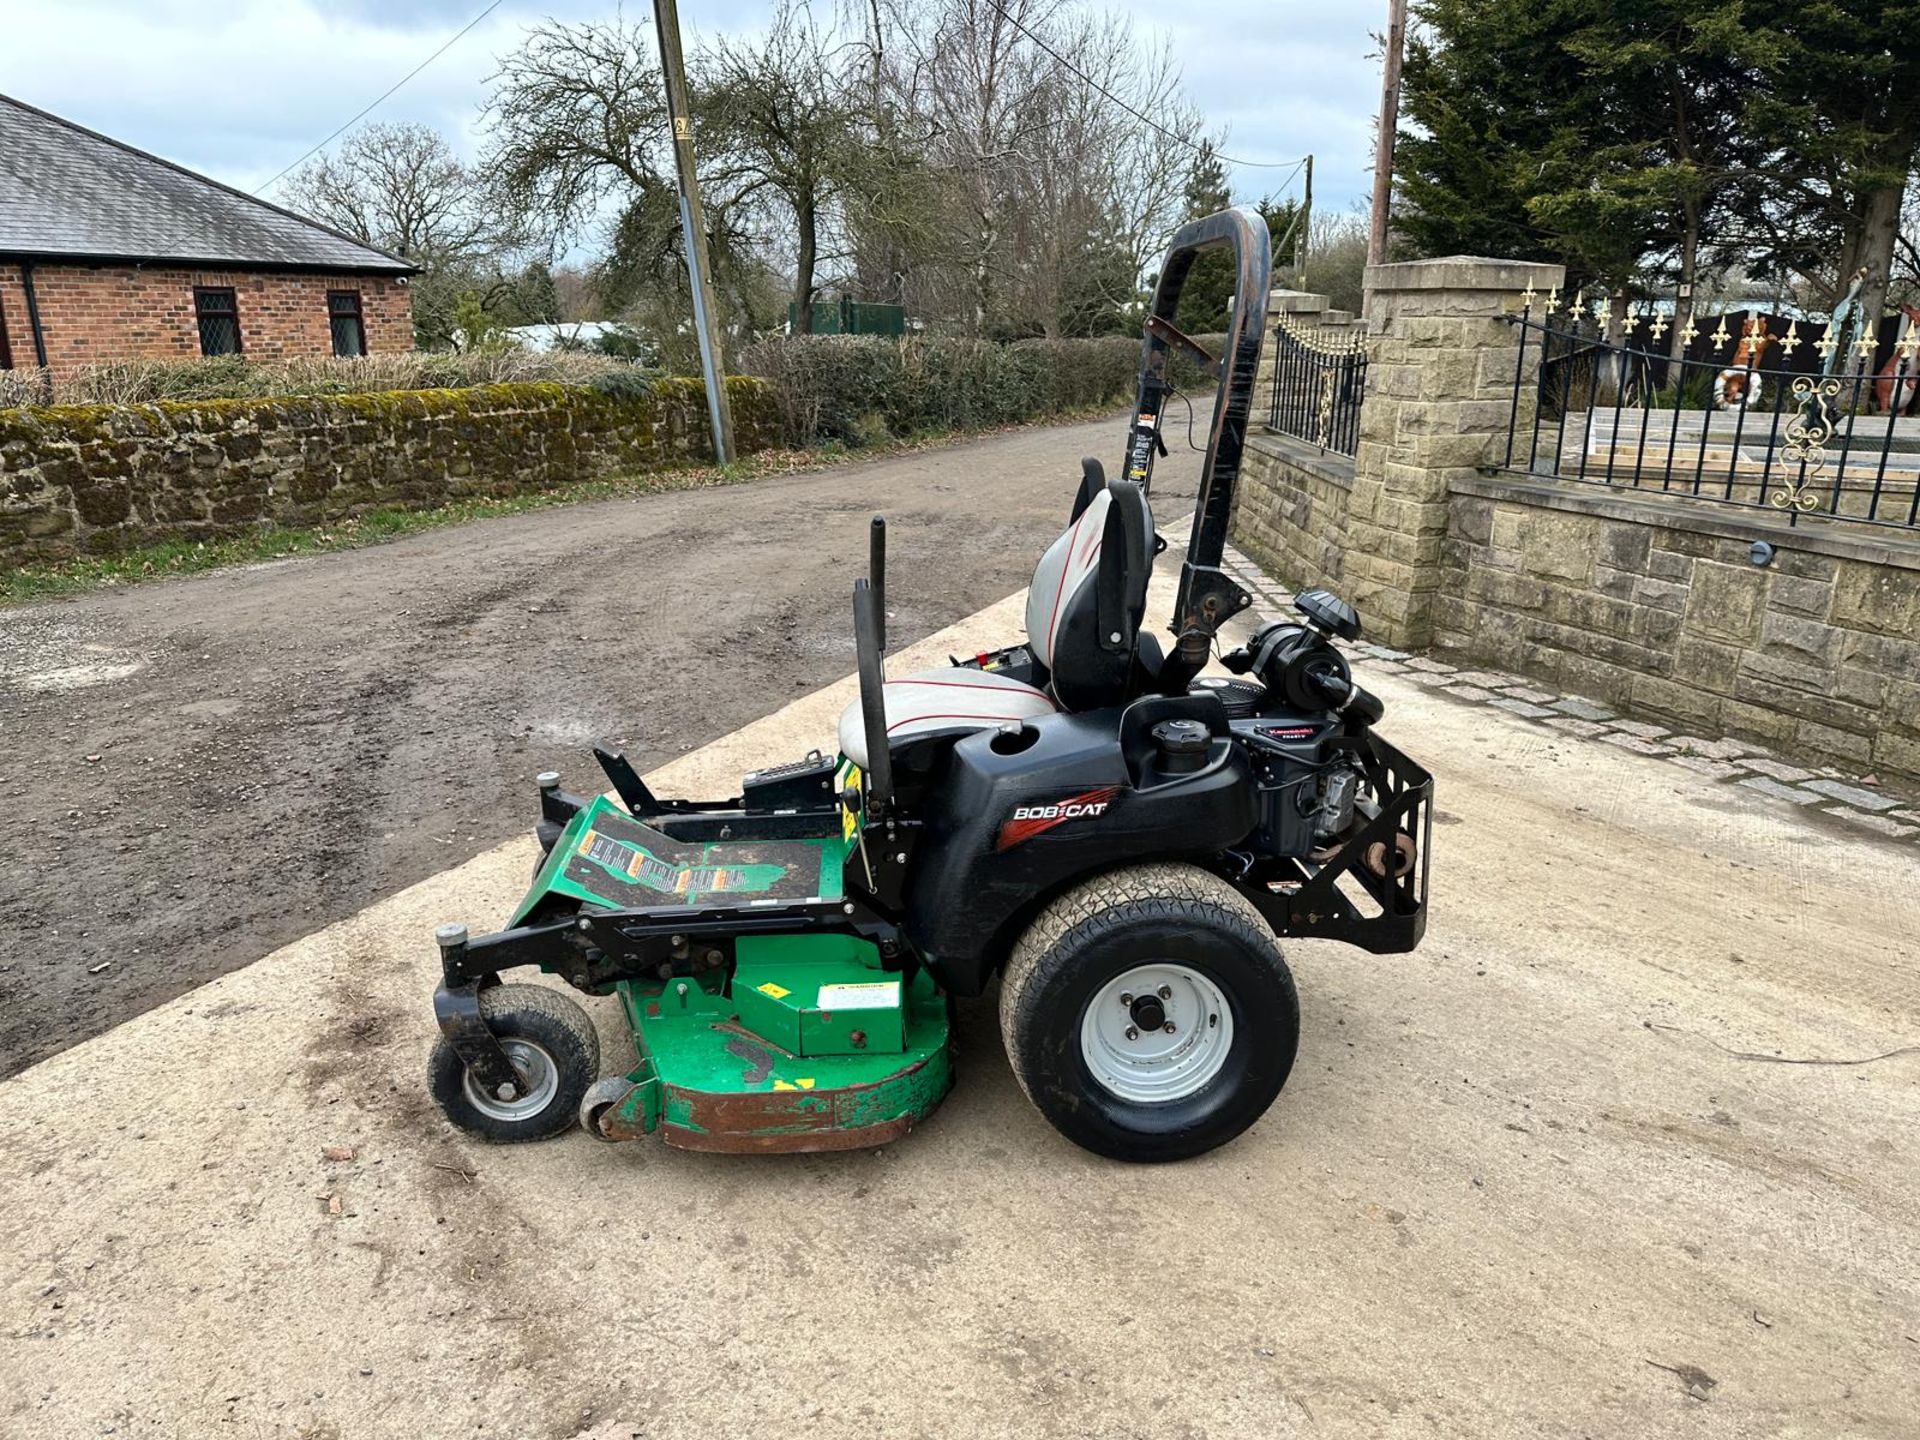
903, 697, 1256, 996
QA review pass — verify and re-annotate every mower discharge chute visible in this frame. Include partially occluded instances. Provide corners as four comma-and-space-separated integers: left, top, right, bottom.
427, 206, 1432, 1163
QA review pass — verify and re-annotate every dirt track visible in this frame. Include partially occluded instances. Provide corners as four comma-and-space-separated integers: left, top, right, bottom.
0, 416, 1187, 1075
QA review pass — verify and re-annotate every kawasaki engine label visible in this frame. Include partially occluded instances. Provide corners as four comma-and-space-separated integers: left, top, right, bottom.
995, 786, 1121, 852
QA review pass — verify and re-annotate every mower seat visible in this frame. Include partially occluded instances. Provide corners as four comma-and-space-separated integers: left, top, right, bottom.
836, 667, 1055, 768
834, 473, 1153, 768
1024, 476, 1156, 710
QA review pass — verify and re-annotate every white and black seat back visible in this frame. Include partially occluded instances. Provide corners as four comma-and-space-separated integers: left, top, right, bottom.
1024, 476, 1153, 712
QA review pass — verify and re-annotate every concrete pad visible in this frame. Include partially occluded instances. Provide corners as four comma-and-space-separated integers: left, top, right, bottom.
4, 571, 1920, 1440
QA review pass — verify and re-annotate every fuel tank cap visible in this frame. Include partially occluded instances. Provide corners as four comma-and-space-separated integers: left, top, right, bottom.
1151, 718, 1212, 773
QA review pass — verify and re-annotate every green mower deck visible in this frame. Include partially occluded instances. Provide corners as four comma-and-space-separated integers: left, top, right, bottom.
590, 947, 953, 1153
519, 799, 952, 1152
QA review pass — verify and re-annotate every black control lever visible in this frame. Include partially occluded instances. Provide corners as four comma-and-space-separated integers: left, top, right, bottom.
869, 515, 887, 651
852, 579, 894, 816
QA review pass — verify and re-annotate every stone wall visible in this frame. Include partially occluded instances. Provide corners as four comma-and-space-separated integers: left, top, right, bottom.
1229, 251, 1920, 784
1231, 431, 1355, 592
1438, 473, 1920, 784
0, 377, 776, 566
1230, 286, 1365, 594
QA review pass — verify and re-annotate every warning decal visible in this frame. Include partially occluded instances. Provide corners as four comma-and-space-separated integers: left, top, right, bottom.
816, 980, 901, 1011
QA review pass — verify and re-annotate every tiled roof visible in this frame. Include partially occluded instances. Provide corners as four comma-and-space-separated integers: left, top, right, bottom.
0, 94, 414, 274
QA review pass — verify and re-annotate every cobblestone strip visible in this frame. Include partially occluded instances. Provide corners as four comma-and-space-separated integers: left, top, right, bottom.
1217, 547, 1920, 844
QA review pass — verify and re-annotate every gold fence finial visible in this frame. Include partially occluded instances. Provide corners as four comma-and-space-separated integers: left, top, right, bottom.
1708, 317, 1731, 352
1780, 319, 1801, 357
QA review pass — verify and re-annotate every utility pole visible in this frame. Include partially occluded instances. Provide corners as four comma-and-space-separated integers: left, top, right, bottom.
1299, 154, 1313, 283
653, 0, 736, 463
1368, 0, 1408, 268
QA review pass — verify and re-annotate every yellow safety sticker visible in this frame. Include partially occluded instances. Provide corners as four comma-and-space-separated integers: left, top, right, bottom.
838, 760, 864, 841
756, 981, 792, 1000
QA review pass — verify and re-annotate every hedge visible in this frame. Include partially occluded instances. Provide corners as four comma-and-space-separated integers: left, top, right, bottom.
738, 334, 1228, 447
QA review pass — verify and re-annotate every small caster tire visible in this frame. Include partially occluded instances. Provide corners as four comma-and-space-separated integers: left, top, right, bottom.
428, 984, 601, 1143
579, 1075, 635, 1142
1000, 863, 1298, 1163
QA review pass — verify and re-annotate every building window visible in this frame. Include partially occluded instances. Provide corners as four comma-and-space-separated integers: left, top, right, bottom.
328, 290, 367, 357
194, 287, 241, 356
0, 289, 12, 370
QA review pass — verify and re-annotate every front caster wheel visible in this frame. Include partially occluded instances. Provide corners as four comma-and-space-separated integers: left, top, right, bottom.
428, 984, 601, 1143
999, 863, 1299, 1163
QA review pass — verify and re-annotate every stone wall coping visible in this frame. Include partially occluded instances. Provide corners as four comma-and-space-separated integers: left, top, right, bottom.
1364, 256, 1566, 294
1267, 289, 1330, 313
1250, 428, 1357, 491
1454, 469, 1920, 572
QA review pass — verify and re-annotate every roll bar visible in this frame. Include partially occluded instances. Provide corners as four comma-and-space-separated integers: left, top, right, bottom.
1122, 206, 1272, 687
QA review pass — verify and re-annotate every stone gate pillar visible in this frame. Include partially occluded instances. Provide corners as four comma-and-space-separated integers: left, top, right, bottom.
1345, 256, 1564, 647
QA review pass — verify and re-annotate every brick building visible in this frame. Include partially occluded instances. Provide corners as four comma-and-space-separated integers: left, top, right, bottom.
0, 93, 414, 376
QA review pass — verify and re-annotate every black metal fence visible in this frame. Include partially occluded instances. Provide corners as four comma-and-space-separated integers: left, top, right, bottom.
1499, 304, 1920, 531
1268, 318, 1367, 457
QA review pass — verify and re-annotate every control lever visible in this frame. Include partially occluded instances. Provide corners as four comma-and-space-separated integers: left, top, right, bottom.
869, 515, 887, 650
852, 579, 894, 816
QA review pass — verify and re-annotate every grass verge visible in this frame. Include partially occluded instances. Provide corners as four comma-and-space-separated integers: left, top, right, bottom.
3, 410, 1109, 606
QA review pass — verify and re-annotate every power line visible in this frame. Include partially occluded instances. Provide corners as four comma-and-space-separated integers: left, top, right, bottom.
981, 0, 1307, 173
254, 0, 509, 194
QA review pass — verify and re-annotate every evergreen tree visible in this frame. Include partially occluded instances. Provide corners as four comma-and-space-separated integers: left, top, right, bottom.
1175, 142, 1236, 331
1745, 0, 1920, 320
1394, 0, 1917, 335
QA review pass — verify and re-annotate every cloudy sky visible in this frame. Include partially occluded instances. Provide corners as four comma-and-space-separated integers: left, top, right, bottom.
2, 0, 1385, 219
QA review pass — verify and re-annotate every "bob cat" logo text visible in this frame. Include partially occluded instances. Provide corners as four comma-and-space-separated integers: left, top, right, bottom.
995, 786, 1120, 851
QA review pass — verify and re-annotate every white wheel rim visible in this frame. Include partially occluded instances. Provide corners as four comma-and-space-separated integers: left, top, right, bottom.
462, 1037, 560, 1121
1078, 963, 1234, 1104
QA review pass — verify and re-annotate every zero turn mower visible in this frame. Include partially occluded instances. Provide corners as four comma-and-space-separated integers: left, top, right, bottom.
427, 207, 1431, 1162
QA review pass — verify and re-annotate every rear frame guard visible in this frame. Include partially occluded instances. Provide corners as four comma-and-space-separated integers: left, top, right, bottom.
1231, 730, 1432, 954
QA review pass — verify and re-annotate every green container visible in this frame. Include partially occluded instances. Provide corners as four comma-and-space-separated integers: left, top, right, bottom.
787, 298, 907, 337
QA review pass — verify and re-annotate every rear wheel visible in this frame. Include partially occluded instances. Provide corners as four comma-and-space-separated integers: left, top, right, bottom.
428, 984, 601, 1143
999, 864, 1298, 1162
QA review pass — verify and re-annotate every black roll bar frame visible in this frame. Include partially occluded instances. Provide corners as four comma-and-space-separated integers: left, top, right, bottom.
1122, 206, 1273, 683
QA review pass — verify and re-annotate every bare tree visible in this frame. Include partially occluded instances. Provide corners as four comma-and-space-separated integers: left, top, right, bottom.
478, 2, 1206, 353
697, 3, 874, 331
875, 0, 1201, 336
484, 18, 673, 242
483, 15, 771, 350
884, 0, 1059, 332
281, 122, 512, 345
282, 122, 495, 261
